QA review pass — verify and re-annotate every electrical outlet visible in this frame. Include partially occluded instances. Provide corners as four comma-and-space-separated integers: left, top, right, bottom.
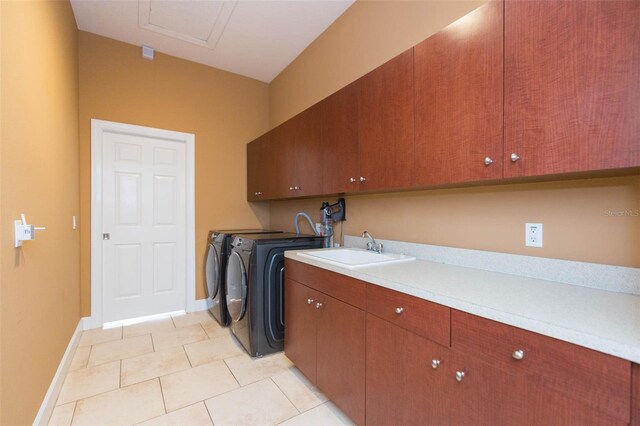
525, 223, 543, 248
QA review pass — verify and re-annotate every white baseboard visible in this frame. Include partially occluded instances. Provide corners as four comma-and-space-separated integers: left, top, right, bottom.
33, 319, 84, 426
191, 298, 208, 312
83, 299, 209, 330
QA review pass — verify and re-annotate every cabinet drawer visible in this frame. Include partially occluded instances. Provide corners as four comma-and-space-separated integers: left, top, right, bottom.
366, 284, 450, 347
285, 259, 366, 309
451, 310, 631, 423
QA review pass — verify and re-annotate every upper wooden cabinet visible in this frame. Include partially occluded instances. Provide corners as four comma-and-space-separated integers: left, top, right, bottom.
247, 134, 265, 201
322, 82, 360, 194
358, 48, 415, 191
414, 1, 504, 186
274, 103, 324, 198
504, 0, 640, 177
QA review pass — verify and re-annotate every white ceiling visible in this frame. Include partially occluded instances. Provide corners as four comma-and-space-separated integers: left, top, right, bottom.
71, 0, 354, 83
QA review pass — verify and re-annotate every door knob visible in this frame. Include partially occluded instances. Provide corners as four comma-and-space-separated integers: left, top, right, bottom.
103, 233, 110, 240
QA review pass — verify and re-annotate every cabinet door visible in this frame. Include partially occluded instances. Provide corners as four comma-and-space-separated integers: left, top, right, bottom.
449, 350, 526, 426
358, 49, 414, 191
414, 1, 503, 186
317, 295, 365, 425
272, 122, 294, 199
366, 314, 450, 426
293, 103, 323, 198
504, 0, 640, 177
284, 279, 319, 383
322, 83, 360, 194
247, 132, 273, 201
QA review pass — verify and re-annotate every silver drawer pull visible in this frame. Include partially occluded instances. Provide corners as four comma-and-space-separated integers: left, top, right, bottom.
512, 349, 524, 360
510, 153, 520, 162
484, 156, 493, 166
307, 298, 314, 305
394, 307, 404, 315
315, 302, 323, 309
431, 359, 441, 369
455, 371, 465, 382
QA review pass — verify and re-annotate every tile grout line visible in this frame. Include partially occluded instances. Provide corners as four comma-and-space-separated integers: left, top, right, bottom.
69, 401, 78, 425
269, 376, 302, 415
182, 344, 194, 368
203, 399, 216, 425
157, 377, 168, 414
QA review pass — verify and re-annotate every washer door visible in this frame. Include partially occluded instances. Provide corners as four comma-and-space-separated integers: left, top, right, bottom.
205, 243, 220, 299
226, 251, 247, 322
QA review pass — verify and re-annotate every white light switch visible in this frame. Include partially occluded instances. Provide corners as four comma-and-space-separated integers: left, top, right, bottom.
525, 223, 543, 248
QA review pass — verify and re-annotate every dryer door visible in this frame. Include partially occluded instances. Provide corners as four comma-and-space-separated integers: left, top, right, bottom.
226, 251, 247, 322
205, 243, 220, 299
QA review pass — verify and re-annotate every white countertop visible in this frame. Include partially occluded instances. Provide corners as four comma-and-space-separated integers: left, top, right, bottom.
285, 249, 640, 363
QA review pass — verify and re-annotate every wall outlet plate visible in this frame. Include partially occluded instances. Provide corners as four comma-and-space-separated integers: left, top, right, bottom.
525, 223, 543, 248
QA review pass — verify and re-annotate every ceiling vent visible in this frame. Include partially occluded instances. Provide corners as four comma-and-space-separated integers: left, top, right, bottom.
138, 0, 237, 50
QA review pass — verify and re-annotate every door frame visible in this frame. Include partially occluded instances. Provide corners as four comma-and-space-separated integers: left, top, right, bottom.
89, 119, 196, 329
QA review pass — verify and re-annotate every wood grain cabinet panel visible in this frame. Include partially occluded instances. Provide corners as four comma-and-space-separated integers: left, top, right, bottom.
247, 135, 264, 201
284, 278, 318, 383
358, 48, 415, 191
322, 83, 360, 194
273, 104, 323, 198
414, 0, 504, 186
504, 0, 640, 177
452, 310, 631, 424
366, 314, 450, 426
316, 294, 366, 426
449, 350, 527, 426
367, 283, 450, 347
632, 363, 640, 426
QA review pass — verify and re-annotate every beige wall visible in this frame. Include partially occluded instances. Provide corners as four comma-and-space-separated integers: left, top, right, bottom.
269, 0, 484, 127
79, 32, 271, 316
268, 0, 640, 268
1, 1, 80, 424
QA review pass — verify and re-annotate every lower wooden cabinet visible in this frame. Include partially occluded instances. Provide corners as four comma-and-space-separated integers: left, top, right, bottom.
285, 261, 634, 425
284, 277, 366, 425
366, 314, 450, 425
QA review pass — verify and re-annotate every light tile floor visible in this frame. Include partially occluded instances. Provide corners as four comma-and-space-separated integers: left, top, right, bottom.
49, 311, 353, 426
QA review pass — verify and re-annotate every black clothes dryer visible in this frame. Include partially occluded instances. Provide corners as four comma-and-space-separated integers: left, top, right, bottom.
225, 233, 323, 357
205, 229, 281, 326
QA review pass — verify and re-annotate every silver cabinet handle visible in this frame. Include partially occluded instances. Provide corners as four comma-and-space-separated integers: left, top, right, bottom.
289, 186, 294, 191
455, 371, 465, 382
315, 302, 323, 309
484, 157, 493, 166
349, 177, 357, 183
307, 298, 314, 305
510, 153, 520, 162
359, 176, 367, 182
394, 307, 404, 315
431, 359, 441, 369
255, 191, 263, 196
294, 186, 301, 191
512, 349, 524, 360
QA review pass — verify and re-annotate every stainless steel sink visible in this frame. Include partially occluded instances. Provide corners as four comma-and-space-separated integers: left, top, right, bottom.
297, 248, 415, 269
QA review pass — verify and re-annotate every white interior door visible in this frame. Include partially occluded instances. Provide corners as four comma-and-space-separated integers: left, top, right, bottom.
101, 130, 187, 322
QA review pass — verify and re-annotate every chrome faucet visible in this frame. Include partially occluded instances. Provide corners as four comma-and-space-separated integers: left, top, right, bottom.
362, 231, 383, 254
